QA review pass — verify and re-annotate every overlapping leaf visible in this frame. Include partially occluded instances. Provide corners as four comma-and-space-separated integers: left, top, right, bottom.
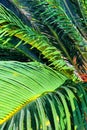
0, 61, 67, 125
0, 4, 78, 80
12, 0, 87, 74
0, 80, 87, 130
0, 1, 87, 130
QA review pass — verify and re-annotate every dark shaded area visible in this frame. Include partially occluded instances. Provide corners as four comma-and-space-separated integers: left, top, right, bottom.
0, 47, 29, 62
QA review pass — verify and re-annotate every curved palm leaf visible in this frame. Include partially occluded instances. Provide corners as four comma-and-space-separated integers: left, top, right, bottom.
0, 61, 67, 125
0, 4, 78, 81
0, 80, 87, 130
78, 0, 87, 26
0, 0, 31, 27
0, 1, 41, 62
0, 1, 87, 130
60, 0, 87, 39
12, 0, 87, 74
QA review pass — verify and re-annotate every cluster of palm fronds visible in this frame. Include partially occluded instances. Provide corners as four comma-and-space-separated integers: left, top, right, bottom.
0, 0, 87, 129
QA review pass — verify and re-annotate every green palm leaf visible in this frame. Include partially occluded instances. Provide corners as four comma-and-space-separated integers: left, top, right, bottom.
0, 1, 87, 130
0, 4, 78, 80
0, 80, 87, 130
59, 0, 87, 39
13, 0, 87, 74
0, 61, 67, 125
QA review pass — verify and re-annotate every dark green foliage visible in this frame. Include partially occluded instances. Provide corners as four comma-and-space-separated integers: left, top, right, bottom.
12, 0, 87, 74
0, 44, 29, 61
0, 0, 87, 130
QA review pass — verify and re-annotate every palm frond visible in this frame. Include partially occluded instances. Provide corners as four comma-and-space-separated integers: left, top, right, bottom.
14, 0, 87, 74
0, 0, 31, 26
0, 80, 87, 130
0, 61, 67, 125
77, 0, 87, 26
0, 1, 87, 130
27, 0, 85, 46
0, 4, 78, 80
0, 1, 41, 62
59, 0, 87, 40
